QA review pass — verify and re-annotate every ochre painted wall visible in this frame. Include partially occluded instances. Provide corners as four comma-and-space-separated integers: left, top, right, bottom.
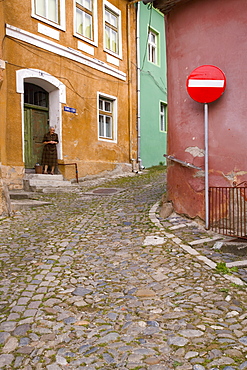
165, 0, 247, 220
0, 0, 137, 187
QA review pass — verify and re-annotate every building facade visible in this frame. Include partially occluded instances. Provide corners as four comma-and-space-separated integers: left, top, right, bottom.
0, 0, 137, 189
154, 0, 247, 221
138, 2, 167, 169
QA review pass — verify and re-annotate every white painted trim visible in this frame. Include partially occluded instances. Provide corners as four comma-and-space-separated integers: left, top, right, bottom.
106, 54, 119, 66
38, 23, 60, 40
78, 40, 94, 55
16, 68, 66, 161
147, 26, 160, 66
97, 91, 118, 143
159, 100, 167, 133
6, 24, 126, 81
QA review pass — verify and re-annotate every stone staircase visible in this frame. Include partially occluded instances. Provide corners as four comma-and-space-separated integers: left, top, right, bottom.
23, 173, 74, 193
9, 173, 77, 211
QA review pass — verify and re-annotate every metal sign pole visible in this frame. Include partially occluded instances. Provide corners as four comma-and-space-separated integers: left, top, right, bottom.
204, 103, 209, 229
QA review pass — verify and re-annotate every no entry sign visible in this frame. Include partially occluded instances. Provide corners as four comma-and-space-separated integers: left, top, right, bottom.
186, 65, 226, 103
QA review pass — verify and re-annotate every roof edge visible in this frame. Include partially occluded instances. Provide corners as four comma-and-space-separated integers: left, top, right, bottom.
153, 0, 191, 15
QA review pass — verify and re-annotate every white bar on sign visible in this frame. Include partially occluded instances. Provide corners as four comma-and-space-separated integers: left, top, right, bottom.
188, 79, 224, 88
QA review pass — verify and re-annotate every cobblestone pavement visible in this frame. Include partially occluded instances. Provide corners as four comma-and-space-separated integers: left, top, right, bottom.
0, 167, 247, 370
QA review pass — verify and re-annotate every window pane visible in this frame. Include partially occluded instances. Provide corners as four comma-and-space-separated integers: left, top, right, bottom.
105, 9, 111, 23
48, 0, 58, 22
76, 8, 83, 34
84, 0, 92, 11
99, 115, 104, 137
77, 0, 92, 10
160, 104, 167, 132
99, 99, 103, 110
35, 0, 46, 17
105, 26, 111, 49
152, 46, 156, 64
35, 0, 58, 23
104, 101, 111, 112
84, 13, 92, 38
110, 13, 117, 27
105, 116, 112, 138
111, 30, 117, 53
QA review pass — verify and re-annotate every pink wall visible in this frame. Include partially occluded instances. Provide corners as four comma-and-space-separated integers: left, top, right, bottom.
165, 0, 247, 219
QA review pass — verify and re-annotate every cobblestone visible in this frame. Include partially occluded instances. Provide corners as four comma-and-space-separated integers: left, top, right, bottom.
0, 167, 246, 369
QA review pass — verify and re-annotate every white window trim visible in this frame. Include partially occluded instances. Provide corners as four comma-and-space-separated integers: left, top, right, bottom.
97, 92, 117, 143
6, 24, 126, 81
31, 0, 66, 31
148, 27, 160, 66
160, 101, 167, 133
73, 0, 98, 47
103, 0, 122, 60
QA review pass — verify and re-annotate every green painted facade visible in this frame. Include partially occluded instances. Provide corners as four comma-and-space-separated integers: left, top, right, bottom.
139, 3, 167, 168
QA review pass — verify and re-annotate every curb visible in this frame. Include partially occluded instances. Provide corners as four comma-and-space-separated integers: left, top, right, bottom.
149, 201, 246, 286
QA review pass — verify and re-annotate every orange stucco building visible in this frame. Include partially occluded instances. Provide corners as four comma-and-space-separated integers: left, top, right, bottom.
0, 0, 137, 190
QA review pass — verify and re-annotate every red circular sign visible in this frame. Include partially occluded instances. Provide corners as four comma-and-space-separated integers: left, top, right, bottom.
186, 65, 226, 103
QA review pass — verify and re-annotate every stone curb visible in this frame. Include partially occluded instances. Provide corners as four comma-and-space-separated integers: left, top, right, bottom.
150, 201, 246, 286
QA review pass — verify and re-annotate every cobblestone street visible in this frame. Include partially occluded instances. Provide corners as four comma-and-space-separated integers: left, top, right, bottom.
0, 167, 247, 370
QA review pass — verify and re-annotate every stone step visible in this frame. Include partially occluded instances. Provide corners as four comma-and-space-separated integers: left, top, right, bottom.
25, 174, 64, 181
41, 186, 79, 193
9, 190, 37, 200
28, 179, 72, 187
23, 173, 73, 192
11, 199, 52, 211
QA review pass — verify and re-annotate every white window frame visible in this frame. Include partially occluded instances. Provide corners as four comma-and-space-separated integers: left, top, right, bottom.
160, 101, 167, 132
97, 92, 117, 143
74, 0, 98, 46
148, 28, 159, 65
32, 0, 66, 31
103, 0, 122, 59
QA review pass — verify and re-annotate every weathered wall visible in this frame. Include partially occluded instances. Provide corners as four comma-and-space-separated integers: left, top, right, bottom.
165, 0, 247, 219
1, 0, 137, 186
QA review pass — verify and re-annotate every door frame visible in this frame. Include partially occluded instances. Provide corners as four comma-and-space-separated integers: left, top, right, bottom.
16, 69, 66, 165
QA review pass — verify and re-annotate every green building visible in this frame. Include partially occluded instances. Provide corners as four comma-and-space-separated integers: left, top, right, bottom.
138, 2, 167, 169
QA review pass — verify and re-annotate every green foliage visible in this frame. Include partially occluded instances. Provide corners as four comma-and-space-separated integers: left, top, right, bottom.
173, 361, 183, 367
215, 262, 238, 274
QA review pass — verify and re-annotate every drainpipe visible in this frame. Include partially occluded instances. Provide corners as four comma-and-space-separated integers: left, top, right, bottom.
136, 1, 142, 171
127, 2, 134, 169
128, 0, 143, 173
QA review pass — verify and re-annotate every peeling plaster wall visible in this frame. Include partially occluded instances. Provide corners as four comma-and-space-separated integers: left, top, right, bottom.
165, 0, 247, 220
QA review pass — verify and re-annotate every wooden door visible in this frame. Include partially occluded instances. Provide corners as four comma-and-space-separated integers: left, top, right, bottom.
24, 83, 49, 169
24, 106, 49, 168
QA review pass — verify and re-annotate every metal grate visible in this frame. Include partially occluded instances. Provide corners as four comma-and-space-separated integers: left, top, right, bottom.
209, 182, 247, 239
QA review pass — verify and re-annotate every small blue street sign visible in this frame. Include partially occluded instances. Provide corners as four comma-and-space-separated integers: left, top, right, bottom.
64, 106, 76, 113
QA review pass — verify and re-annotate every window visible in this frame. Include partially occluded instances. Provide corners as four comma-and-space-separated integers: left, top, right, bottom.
32, 0, 65, 29
34, 0, 59, 23
98, 94, 117, 142
75, 0, 93, 40
160, 102, 167, 132
24, 83, 48, 108
104, 1, 122, 58
148, 29, 158, 64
